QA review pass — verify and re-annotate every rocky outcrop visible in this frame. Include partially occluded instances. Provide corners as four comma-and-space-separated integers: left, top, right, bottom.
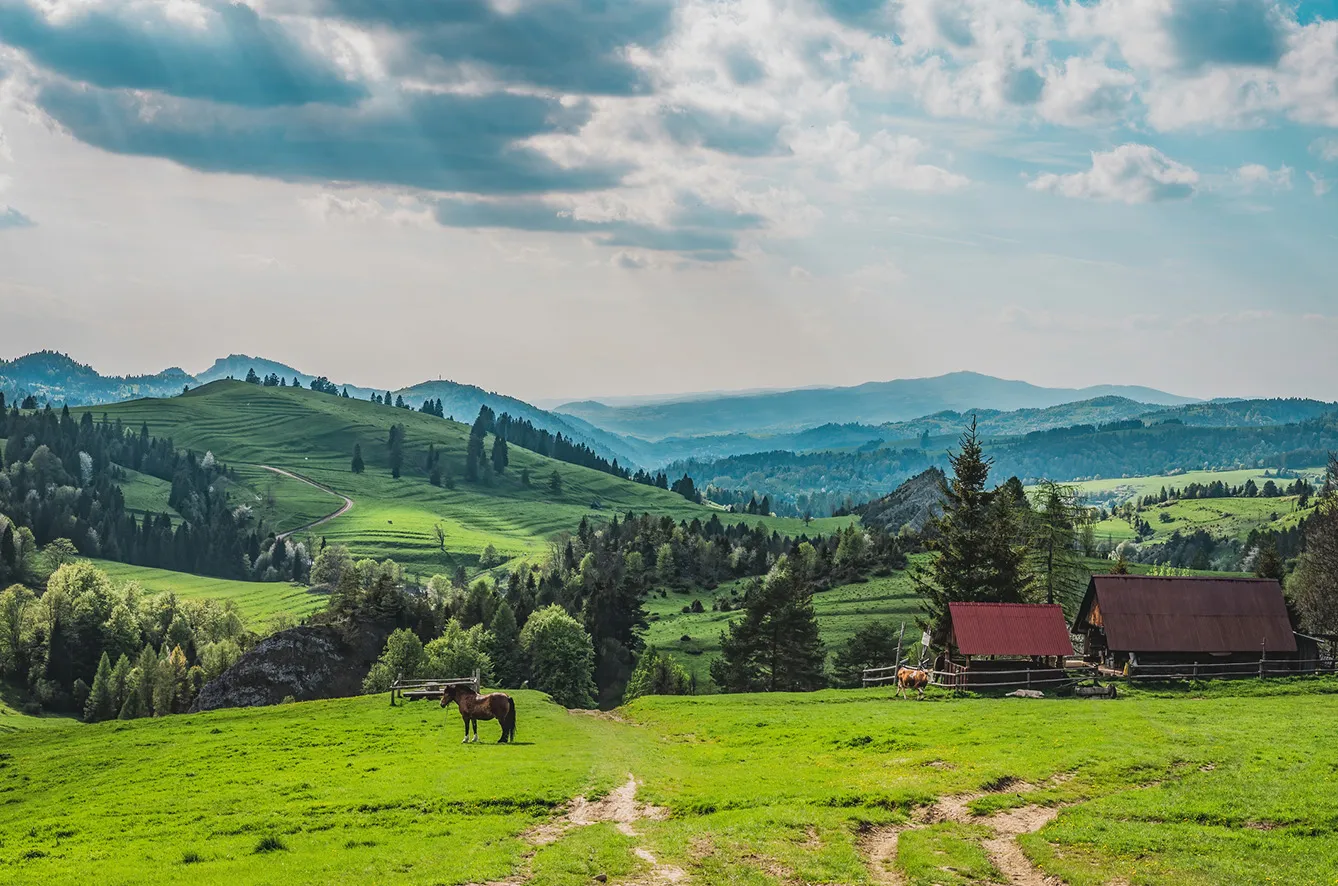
193, 622, 391, 712
858, 467, 946, 534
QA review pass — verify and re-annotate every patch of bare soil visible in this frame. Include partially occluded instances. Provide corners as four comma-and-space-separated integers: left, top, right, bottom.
469, 776, 677, 886
860, 774, 1072, 886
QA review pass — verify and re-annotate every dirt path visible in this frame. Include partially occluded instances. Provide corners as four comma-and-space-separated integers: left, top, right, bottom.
252, 465, 354, 540
468, 775, 683, 886
863, 777, 1067, 886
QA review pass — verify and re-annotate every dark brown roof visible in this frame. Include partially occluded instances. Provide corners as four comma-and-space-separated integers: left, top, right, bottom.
949, 603, 1075, 657
1075, 576, 1296, 654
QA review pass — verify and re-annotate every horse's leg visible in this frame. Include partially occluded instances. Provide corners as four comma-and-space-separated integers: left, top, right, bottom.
462, 715, 470, 743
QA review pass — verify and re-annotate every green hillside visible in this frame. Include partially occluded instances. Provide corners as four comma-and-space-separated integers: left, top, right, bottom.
4, 685, 1338, 885
75, 382, 851, 575
85, 560, 326, 626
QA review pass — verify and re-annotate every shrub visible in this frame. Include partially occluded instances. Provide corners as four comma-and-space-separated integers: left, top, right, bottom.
180, 851, 203, 865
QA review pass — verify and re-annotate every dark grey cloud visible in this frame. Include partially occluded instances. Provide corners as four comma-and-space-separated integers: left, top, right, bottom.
0, 0, 365, 107
0, 206, 34, 229
36, 80, 621, 194
434, 194, 765, 258
321, 0, 674, 96
1167, 0, 1289, 69
661, 107, 789, 157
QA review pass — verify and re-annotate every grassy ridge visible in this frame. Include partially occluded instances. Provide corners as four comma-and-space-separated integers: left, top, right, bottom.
86, 560, 326, 625
4, 685, 1338, 884
76, 383, 852, 575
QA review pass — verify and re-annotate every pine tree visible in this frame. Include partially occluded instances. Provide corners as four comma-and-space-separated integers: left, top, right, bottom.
245, 368, 260, 385
711, 546, 826, 692
84, 652, 116, 722
1254, 535, 1286, 585
491, 435, 509, 474
913, 418, 1027, 645
109, 654, 132, 712
352, 443, 365, 474
487, 602, 527, 688
548, 470, 562, 494
1027, 481, 1085, 609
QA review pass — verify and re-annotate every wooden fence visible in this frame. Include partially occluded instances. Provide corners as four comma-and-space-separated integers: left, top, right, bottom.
388, 671, 479, 706
863, 659, 1338, 692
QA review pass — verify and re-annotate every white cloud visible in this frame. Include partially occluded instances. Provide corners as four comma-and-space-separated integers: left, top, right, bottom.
1233, 163, 1291, 191
1312, 137, 1338, 162
1038, 56, 1136, 126
301, 192, 434, 227
1309, 171, 1333, 197
1029, 143, 1198, 203
790, 123, 969, 191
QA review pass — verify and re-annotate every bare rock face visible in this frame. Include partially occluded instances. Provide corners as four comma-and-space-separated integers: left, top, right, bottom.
193, 622, 391, 712
858, 467, 946, 535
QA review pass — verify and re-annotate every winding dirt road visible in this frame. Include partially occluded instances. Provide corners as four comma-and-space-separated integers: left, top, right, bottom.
254, 465, 354, 540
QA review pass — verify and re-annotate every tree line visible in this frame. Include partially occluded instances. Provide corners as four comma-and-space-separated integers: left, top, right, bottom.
0, 405, 306, 584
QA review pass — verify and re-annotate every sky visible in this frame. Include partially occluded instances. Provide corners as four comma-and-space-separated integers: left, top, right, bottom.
0, 0, 1336, 405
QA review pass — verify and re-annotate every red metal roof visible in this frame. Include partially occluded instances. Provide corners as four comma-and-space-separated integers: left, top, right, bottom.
1076, 576, 1296, 654
948, 603, 1075, 657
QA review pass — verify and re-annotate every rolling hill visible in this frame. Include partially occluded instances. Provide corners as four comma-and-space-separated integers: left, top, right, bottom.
72, 381, 850, 577
0, 351, 192, 405
556, 371, 1198, 440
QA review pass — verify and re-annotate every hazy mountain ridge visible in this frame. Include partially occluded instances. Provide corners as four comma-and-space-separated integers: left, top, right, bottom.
0, 350, 636, 467
0, 351, 193, 405
556, 370, 1198, 440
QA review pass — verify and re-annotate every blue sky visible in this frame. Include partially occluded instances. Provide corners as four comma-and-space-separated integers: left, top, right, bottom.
0, 0, 1335, 402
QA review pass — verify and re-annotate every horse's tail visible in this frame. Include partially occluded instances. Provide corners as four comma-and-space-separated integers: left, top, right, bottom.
507, 696, 518, 740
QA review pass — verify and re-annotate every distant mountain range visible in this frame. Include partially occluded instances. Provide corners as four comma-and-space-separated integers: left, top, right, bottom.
555, 371, 1199, 441
0, 351, 634, 466
8, 352, 1329, 479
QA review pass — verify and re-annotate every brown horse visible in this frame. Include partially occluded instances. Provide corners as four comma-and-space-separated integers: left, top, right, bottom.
895, 666, 929, 701
440, 684, 517, 743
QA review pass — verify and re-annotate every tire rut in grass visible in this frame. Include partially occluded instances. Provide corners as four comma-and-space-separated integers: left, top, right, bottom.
862, 775, 1070, 886
467, 775, 682, 886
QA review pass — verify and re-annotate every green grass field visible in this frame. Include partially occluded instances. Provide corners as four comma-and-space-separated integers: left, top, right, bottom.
86, 560, 327, 626
4, 682, 1338, 885
76, 383, 852, 578
1062, 467, 1326, 506
1091, 495, 1313, 546
646, 572, 924, 685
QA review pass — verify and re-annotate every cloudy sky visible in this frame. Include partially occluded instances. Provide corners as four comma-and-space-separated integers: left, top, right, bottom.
0, 0, 1335, 403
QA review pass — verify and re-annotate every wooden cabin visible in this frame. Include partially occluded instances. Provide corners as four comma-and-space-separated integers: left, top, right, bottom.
940, 602, 1076, 689
1072, 575, 1298, 675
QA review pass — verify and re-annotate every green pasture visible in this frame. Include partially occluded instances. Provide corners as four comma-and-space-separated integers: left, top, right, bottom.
75, 383, 852, 576
1059, 467, 1325, 506
225, 464, 346, 535
115, 466, 178, 517
86, 559, 326, 626
646, 568, 926, 685
1092, 494, 1313, 546
5, 682, 1338, 885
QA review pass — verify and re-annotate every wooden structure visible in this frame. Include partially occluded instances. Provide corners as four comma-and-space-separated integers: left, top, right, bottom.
1072, 575, 1302, 677
388, 671, 479, 705
936, 602, 1076, 690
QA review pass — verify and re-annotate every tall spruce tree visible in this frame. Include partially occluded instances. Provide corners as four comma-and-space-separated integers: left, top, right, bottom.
710, 546, 826, 692
491, 435, 509, 474
913, 418, 1028, 645
1027, 481, 1085, 610
351, 443, 365, 474
487, 602, 526, 688
84, 652, 116, 722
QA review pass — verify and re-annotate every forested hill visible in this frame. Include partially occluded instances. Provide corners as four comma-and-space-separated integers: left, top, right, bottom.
556, 371, 1195, 439
3, 350, 641, 469
676, 412, 1338, 516
0, 351, 192, 405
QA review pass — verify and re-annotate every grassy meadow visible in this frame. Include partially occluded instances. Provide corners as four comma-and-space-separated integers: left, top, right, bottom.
76, 383, 853, 577
85, 560, 327, 626
3, 682, 1338, 885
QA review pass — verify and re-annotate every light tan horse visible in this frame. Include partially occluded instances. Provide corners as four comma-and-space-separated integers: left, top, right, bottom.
440, 683, 517, 743
895, 666, 930, 701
